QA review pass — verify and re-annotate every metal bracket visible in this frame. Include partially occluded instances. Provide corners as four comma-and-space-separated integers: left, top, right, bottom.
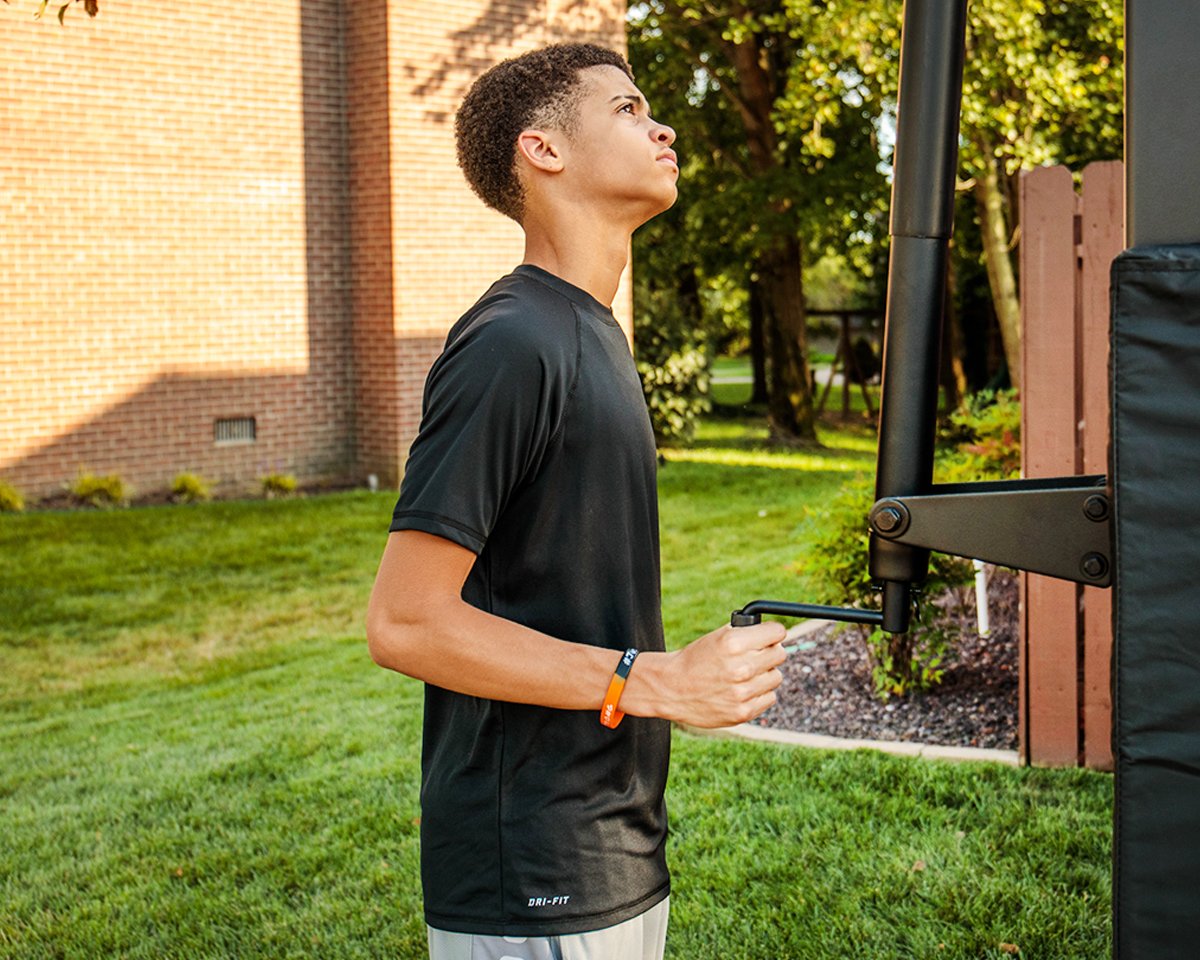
868, 475, 1112, 586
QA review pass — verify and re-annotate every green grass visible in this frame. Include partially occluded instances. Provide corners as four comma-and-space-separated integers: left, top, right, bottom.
1, 634, 427, 957
0, 418, 1112, 958
710, 356, 754, 407
0, 494, 390, 714
668, 738, 1109, 959
657, 417, 877, 644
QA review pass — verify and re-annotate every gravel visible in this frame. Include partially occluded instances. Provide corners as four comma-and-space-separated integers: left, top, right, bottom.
753, 567, 1019, 750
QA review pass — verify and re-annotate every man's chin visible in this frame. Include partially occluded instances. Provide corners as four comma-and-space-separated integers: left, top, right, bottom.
637, 185, 678, 225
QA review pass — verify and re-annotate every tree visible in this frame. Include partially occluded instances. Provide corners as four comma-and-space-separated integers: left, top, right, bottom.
955, 0, 1122, 389
633, 0, 1122, 412
629, 0, 893, 443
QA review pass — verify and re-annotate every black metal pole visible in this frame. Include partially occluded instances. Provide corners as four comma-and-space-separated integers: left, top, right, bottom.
869, 0, 969, 634
1126, 1, 1200, 246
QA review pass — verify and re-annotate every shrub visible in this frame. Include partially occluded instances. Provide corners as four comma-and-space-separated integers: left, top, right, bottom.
636, 342, 712, 444
260, 472, 297, 498
171, 472, 212, 503
938, 389, 1021, 482
70, 470, 130, 508
631, 252, 713, 444
800, 473, 972, 700
0, 480, 25, 513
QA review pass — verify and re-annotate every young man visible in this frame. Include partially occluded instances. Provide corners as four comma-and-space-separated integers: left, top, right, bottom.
366, 43, 787, 960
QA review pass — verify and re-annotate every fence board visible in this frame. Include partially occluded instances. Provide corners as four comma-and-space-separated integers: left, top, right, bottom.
1020, 165, 1082, 767
1079, 161, 1123, 771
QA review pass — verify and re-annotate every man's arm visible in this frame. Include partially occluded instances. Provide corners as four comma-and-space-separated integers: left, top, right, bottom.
366, 529, 787, 729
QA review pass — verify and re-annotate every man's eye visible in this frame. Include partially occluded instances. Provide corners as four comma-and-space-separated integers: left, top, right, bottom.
619, 103, 634, 114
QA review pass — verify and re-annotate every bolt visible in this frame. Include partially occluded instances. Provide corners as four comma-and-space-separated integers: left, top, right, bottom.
1081, 553, 1109, 580
1083, 495, 1109, 521
874, 506, 904, 533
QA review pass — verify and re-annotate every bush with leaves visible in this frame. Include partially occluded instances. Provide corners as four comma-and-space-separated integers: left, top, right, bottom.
0, 479, 25, 513
260, 473, 297, 499
801, 391, 1022, 698
70, 470, 129, 508
938, 389, 1021, 482
171, 472, 212, 504
800, 474, 973, 700
636, 334, 711, 444
633, 277, 712, 445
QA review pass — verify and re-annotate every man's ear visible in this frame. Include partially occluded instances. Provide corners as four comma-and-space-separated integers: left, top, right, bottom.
516, 129, 565, 174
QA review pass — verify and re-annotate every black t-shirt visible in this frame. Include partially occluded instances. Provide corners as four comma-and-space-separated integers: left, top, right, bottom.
389, 264, 671, 937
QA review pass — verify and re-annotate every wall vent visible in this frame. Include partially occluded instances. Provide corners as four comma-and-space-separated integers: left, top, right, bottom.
214, 416, 256, 445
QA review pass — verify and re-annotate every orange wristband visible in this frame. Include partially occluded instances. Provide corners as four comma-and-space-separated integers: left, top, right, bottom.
600, 648, 639, 729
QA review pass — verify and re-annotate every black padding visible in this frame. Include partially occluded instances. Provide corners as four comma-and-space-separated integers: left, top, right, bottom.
1112, 245, 1200, 959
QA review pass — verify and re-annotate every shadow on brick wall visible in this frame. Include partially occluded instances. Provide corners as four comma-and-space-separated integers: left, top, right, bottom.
406, 0, 617, 122
4, 1, 356, 501
7, 370, 351, 500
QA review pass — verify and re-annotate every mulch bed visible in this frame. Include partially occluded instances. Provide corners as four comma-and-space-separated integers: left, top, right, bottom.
754, 567, 1019, 750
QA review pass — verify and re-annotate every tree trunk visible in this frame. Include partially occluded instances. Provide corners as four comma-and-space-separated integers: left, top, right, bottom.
941, 246, 968, 412
974, 143, 1022, 390
678, 263, 703, 328
719, 32, 816, 438
760, 236, 817, 442
748, 280, 768, 404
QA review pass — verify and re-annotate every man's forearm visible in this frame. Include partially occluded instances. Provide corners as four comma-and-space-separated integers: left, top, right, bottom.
366, 525, 786, 728
367, 599, 676, 716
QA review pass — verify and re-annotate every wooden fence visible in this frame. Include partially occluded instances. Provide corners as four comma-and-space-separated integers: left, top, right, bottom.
1019, 160, 1123, 769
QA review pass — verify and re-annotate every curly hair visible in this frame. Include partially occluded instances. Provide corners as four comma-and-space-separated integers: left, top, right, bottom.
455, 43, 633, 223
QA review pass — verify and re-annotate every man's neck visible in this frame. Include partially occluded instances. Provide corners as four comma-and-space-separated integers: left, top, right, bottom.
520, 216, 631, 308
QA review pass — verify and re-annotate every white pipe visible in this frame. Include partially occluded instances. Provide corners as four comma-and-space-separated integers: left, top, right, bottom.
973, 559, 990, 638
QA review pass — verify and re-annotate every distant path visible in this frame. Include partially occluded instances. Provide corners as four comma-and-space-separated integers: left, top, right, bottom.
711, 365, 841, 386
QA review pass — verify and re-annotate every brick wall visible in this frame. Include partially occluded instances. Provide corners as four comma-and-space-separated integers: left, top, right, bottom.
369, 0, 632, 485
0, 1, 353, 498
0, 0, 629, 500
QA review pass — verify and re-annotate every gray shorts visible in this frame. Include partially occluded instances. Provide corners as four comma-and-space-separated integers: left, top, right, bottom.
426, 896, 669, 960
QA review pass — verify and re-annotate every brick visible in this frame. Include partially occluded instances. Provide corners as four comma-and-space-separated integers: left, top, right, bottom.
0, 0, 628, 499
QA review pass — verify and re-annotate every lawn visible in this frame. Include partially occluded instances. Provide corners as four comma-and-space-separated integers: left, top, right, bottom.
0, 416, 1112, 958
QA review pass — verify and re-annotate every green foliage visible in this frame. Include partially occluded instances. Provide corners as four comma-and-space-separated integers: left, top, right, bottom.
636, 334, 711, 444
698, 272, 752, 358
804, 252, 880, 313
69, 470, 129, 509
801, 474, 972, 699
803, 391, 1021, 696
171, 471, 212, 504
954, 0, 1123, 383
0, 479, 25, 513
629, 1, 899, 439
956, 0, 1123, 181
629, 0, 1124, 405
629, 0, 894, 260
632, 210, 713, 444
260, 473, 297, 498
636, 347, 711, 444
938, 389, 1022, 483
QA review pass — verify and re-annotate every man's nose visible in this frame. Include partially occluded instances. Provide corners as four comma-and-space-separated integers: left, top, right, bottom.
653, 122, 676, 147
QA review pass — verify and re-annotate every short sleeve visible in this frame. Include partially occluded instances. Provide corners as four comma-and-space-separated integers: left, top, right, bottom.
389, 311, 577, 554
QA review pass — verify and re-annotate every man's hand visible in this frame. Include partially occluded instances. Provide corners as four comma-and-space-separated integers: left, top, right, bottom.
620, 621, 788, 729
